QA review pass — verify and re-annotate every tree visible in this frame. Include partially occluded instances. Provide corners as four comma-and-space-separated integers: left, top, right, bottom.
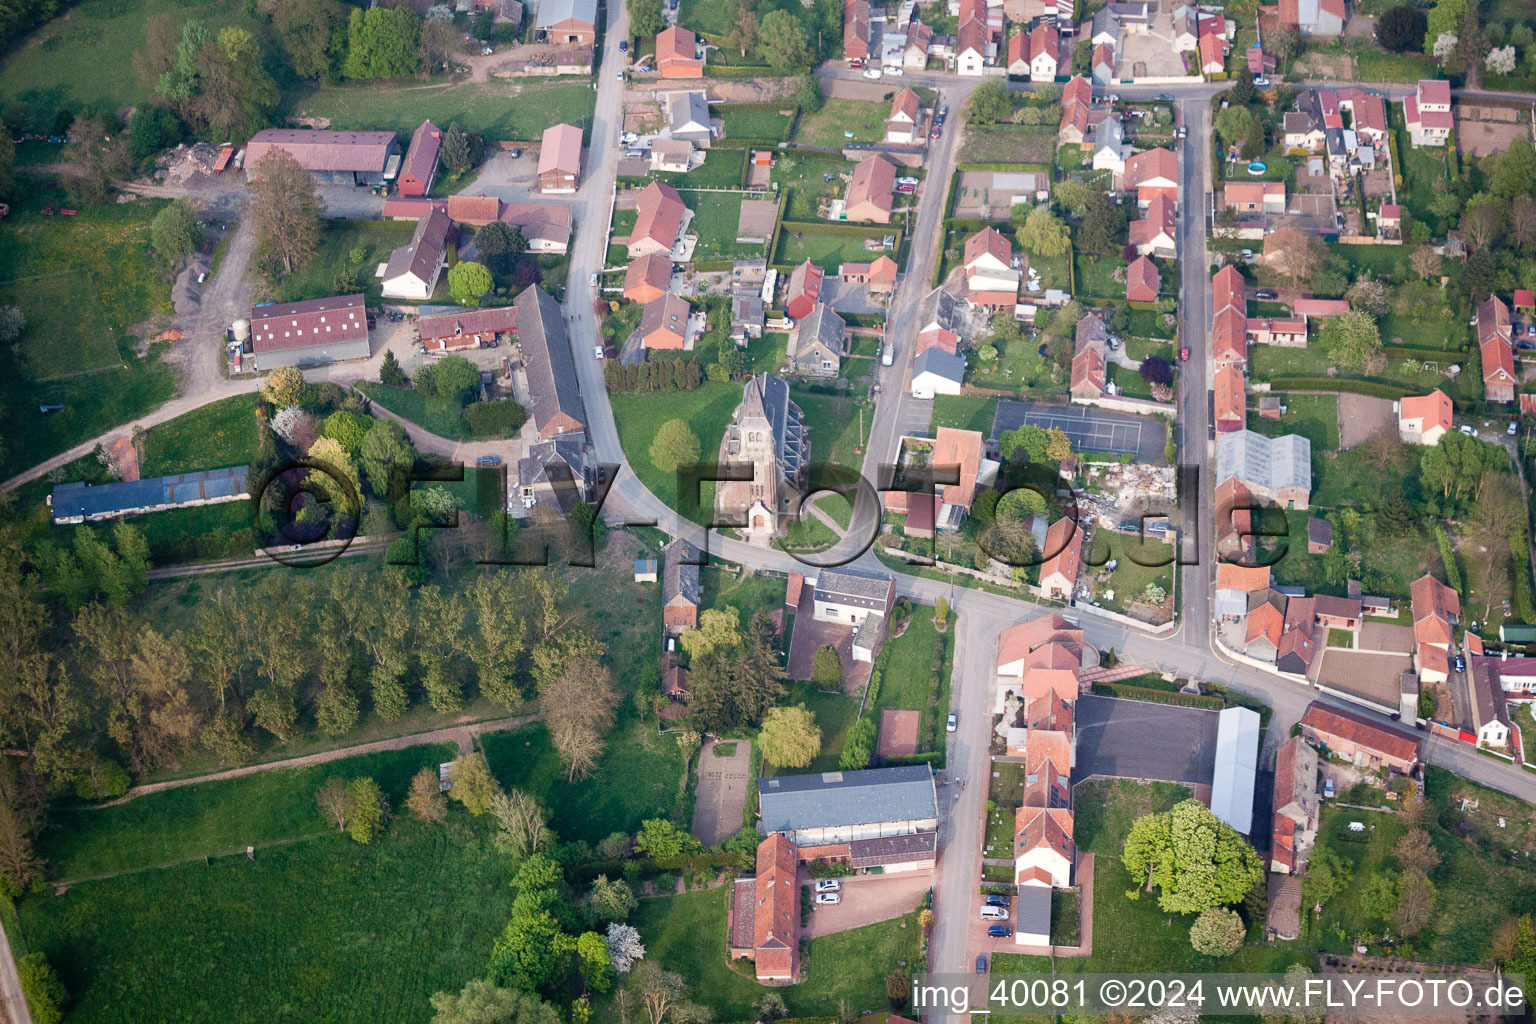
1301, 847, 1351, 910
633, 818, 701, 861
184, 27, 279, 139
150, 199, 201, 267
0, 306, 22, 349
1462, 193, 1506, 250
1188, 907, 1246, 957
63, 114, 128, 206
1359, 872, 1399, 922
758, 10, 812, 69
1345, 272, 1390, 315
1077, 193, 1120, 254
1263, 228, 1326, 288
607, 922, 646, 974
476, 221, 526, 276
420, 17, 460, 66
316, 776, 352, 831
407, 766, 447, 822
1376, 5, 1426, 51
448, 752, 501, 815
725, 4, 760, 56
17, 953, 67, 1024
1487, 44, 1517, 75
441, 123, 484, 174
1423, 0, 1466, 52
424, 353, 481, 404
541, 655, 617, 780
1320, 309, 1382, 369
1510, 195, 1536, 251
359, 419, 416, 497
967, 79, 1012, 124
380, 349, 408, 387
1410, 245, 1442, 281
1493, 135, 1536, 199
251, 149, 322, 277
792, 72, 824, 114
347, 776, 386, 843
1392, 870, 1436, 936
628, 0, 665, 39
576, 930, 612, 993
1392, 827, 1441, 875
343, 6, 423, 79
1121, 799, 1264, 914
1214, 104, 1255, 150
1506, 915, 1536, 1005
649, 419, 700, 475
428, 978, 560, 1024
839, 716, 877, 770
629, 962, 708, 1024
1051, 180, 1094, 217
1140, 355, 1174, 387
1000, 423, 1052, 462
587, 874, 637, 923
811, 645, 842, 688
449, 261, 494, 307
679, 607, 742, 659
1017, 207, 1071, 257
265, 0, 351, 82
755, 992, 789, 1021
759, 704, 821, 769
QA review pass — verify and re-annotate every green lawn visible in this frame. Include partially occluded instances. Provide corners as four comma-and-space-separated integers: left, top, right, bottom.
715, 104, 795, 143
783, 682, 860, 773
610, 382, 744, 522
630, 888, 922, 1020
683, 191, 767, 262
0, 200, 178, 480
481, 720, 687, 844
1247, 393, 1340, 451
608, 209, 639, 267
794, 98, 889, 148
648, 148, 748, 190
270, 221, 419, 307
19, 814, 511, 1024
958, 124, 1056, 165
873, 605, 954, 755
1354, 48, 1440, 84
3, 271, 122, 381
358, 382, 474, 441
294, 79, 594, 141
1085, 537, 1173, 614
772, 152, 856, 222
678, 0, 736, 35
40, 744, 455, 882
700, 564, 786, 624
931, 395, 997, 434
774, 227, 896, 273
1248, 344, 1450, 392
0, 0, 254, 117
966, 336, 1065, 396
1073, 252, 1126, 300
139, 394, 261, 477
794, 390, 873, 472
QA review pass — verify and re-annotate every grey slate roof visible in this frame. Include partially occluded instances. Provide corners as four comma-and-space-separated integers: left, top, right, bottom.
535, 0, 598, 29
1216, 430, 1311, 496
663, 538, 701, 607
52, 466, 250, 522
758, 765, 938, 832
670, 92, 711, 134
1093, 115, 1123, 153
913, 346, 966, 383
847, 830, 937, 867
818, 565, 894, 602
516, 285, 586, 434
918, 287, 962, 334
384, 207, 451, 288
1016, 877, 1053, 935
517, 434, 597, 512
743, 373, 808, 480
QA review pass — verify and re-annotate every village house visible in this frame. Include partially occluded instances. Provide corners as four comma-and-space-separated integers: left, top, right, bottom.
1222, 181, 1285, 215
417, 305, 518, 352
912, 347, 966, 399
1269, 734, 1319, 873
656, 26, 704, 77
1479, 295, 1517, 403
1307, 517, 1334, 554
627, 182, 688, 258
1037, 516, 1084, 600
517, 285, 587, 440
1214, 362, 1244, 434
785, 260, 825, 320
839, 255, 898, 297
624, 252, 673, 304
244, 129, 399, 186
380, 208, 451, 300
1404, 79, 1452, 147
787, 303, 846, 376
845, 154, 897, 223
1216, 430, 1312, 509
662, 538, 701, 632
1058, 77, 1108, 145
845, 0, 872, 60
537, 123, 583, 192
728, 833, 798, 981
534, 0, 598, 45
1299, 702, 1421, 772
1397, 389, 1452, 445
1070, 313, 1109, 402
51, 466, 252, 524
650, 139, 692, 174
249, 294, 371, 370
886, 88, 922, 144
1092, 117, 1127, 175
1279, 0, 1345, 36
1124, 147, 1179, 207
905, 22, 933, 67
1128, 193, 1177, 258
1125, 255, 1160, 303
668, 91, 713, 144
640, 293, 692, 350
1215, 562, 1270, 620
397, 120, 442, 197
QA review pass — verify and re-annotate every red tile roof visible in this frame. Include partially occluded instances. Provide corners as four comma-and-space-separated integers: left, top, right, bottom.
629, 182, 686, 253
846, 154, 896, 219
1411, 573, 1460, 647
538, 122, 583, 176
1212, 265, 1247, 315
1212, 306, 1248, 365
446, 193, 502, 225
1398, 389, 1452, 438
1213, 362, 1245, 432
624, 252, 673, 303
1126, 147, 1179, 188
786, 260, 825, 320
751, 833, 798, 977
251, 294, 367, 354
1216, 562, 1270, 592
965, 226, 1011, 270
1126, 255, 1160, 302
1300, 702, 1422, 764
245, 129, 396, 173
1247, 600, 1285, 647
1039, 516, 1083, 590
932, 426, 983, 510
401, 120, 442, 187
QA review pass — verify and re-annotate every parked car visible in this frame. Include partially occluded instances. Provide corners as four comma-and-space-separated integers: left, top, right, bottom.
977, 956, 988, 974
937, 105, 949, 122
1176, 126, 1187, 138
476, 455, 503, 467
595, 345, 605, 359
863, 68, 882, 79
815, 892, 841, 906
1454, 654, 1466, 673
980, 906, 1009, 921
1460, 425, 1478, 436
616, 70, 625, 80
1253, 76, 1271, 87
984, 894, 1011, 908
896, 176, 919, 186
1510, 421, 1521, 435
619, 39, 628, 50
1527, 324, 1535, 336
930, 125, 942, 138
1323, 777, 1335, 799
850, 59, 866, 69
1179, 346, 1191, 360
815, 879, 840, 893
1254, 289, 1278, 300
1107, 93, 1120, 102
988, 925, 1013, 938
896, 183, 917, 194
884, 65, 903, 76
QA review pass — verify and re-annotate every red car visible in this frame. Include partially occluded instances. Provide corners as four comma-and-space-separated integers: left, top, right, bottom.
1179, 346, 1191, 360
849, 59, 866, 69
930, 125, 942, 138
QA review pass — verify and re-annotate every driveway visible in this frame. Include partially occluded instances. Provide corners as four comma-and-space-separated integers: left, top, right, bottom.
799, 870, 932, 938
462, 148, 541, 199
691, 738, 752, 846
991, 400, 1167, 463
1072, 695, 1218, 786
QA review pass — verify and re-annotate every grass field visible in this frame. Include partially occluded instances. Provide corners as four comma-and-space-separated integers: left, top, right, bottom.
772, 152, 856, 222
293, 79, 594, 141
631, 887, 922, 1020
1247, 392, 1340, 451
679, 191, 768, 263
610, 382, 743, 522
931, 395, 998, 435
958, 124, 1056, 165
1086, 537, 1174, 614
0, 201, 178, 480
873, 605, 954, 755
358, 382, 473, 441
481, 720, 686, 844
794, 390, 873, 473
139, 394, 261, 477
41, 744, 455, 882
794, 98, 889, 148
3, 272, 120, 381
774, 226, 894, 272
20, 813, 510, 1024
0, 0, 254, 117
270, 221, 419, 307
715, 104, 794, 142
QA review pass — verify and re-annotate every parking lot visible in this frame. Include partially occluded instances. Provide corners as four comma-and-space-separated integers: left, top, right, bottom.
990, 401, 1166, 464
800, 871, 932, 937
1072, 696, 1218, 786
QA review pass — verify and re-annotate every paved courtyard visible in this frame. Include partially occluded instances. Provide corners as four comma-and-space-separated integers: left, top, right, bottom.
800, 871, 933, 937
1072, 695, 1218, 785
991, 401, 1166, 463
691, 738, 752, 845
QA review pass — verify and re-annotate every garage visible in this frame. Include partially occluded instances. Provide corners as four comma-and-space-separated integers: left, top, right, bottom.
1072, 695, 1219, 786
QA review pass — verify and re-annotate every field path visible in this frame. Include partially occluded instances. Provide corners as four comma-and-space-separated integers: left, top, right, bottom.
94, 711, 544, 807
0, 912, 31, 1024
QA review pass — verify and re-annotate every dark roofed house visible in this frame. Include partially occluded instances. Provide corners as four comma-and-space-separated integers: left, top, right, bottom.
398, 120, 442, 197
1307, 516, 1333, 553
245, 129, 399, 185
1313, 594, 1361, 629
663, 539, 701, 632
381, 208, 451, 300
813, 567, 895, 622
250, 294, 371, 370
515, 433, 598, 515
757, 765, 939, 845
516, 286, 586, 439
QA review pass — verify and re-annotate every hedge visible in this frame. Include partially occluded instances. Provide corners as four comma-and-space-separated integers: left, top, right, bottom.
1091, 682, 1226, 710
1434, 523, 1463, 595
1511, 533, 1535, 624
882, 750, 945, 767
777, 218, 897, 238
955, 161, 1053, 173
705, 64, 807, 79
1262, 377, 1417, 399
1385, 345, 1465, 363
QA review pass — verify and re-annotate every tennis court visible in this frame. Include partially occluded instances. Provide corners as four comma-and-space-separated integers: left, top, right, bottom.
990, 400, 1165, 463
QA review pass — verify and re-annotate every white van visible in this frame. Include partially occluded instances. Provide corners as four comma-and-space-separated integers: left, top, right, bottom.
979, 906, 1009, 921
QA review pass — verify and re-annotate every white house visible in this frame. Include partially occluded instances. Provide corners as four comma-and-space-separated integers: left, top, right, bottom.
1014, 806, 1074, 888
811, 566, 895, 624
381, 208, 450, 300
911, 347, 965, 399
1091, 116, 1127, 174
